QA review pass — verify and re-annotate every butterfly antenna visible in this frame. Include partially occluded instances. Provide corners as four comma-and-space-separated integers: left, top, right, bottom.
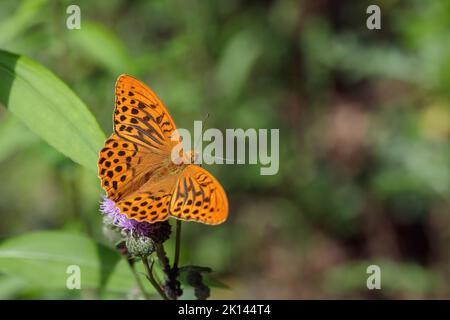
203, 154, 244, 164
193, 112, 210, 152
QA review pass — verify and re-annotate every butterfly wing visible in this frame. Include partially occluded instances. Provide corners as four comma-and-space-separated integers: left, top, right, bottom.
113, 165, 228, 225
98, 133, 168, 201
114, 74, 179, 150
169, 165, 228, 225
115, 173, 179, 223
98, 75, 179, 201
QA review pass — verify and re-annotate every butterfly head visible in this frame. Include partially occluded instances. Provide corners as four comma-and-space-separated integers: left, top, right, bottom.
171, 149, 199, 165
185, 149, 199, 164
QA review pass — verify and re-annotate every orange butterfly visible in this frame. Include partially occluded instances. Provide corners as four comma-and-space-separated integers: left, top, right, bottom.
98, 75, 228, 225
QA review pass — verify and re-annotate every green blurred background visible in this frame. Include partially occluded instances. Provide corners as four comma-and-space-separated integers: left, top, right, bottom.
1, 0, 450, 299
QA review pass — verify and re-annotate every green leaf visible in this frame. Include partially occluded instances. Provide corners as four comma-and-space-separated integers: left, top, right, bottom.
0, 113, 38, 163
0, 274, 27, 299
0, 0, 47, 46
0, 231, 150, 295
179, 265, 229, 289
68, 21, 136, 74
217, 30, 262, 98
0, 50, 105, 172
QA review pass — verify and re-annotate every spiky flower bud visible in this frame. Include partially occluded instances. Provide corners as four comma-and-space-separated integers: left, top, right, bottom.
126, 235, 155, 257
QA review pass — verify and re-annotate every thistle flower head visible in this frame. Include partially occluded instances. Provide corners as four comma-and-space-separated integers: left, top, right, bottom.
100, 196, 171, 243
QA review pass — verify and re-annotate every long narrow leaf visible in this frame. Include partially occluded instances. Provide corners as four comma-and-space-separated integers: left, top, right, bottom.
0, 50, 105, 172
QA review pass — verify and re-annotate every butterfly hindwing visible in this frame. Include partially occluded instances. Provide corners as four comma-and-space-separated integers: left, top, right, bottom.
169, 165, 228, 225
115, 173, 179, 223
116, 191, 172, 223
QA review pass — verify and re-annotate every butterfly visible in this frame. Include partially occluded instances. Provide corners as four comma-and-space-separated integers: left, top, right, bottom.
98, 75, 228, 225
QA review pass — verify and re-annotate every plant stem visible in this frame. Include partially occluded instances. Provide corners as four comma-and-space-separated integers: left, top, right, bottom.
174, 220, 182, 269
128, 261, 151, 300
153, 221, 183, 300
156, 243, 171, 272
140, 255, 170, 300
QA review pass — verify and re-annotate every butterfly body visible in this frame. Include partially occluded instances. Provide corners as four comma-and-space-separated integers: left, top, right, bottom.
98, 75, 228, 225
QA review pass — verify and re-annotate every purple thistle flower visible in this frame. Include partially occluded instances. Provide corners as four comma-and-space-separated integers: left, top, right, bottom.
100, 196, 171, 243
100, 196, 154, 236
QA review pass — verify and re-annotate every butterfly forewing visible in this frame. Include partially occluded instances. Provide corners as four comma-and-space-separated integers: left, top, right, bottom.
114, 75, 179, 151
99, 75, 178, 202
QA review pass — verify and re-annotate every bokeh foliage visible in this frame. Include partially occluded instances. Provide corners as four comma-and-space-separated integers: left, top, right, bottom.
0, 0, 449, 298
